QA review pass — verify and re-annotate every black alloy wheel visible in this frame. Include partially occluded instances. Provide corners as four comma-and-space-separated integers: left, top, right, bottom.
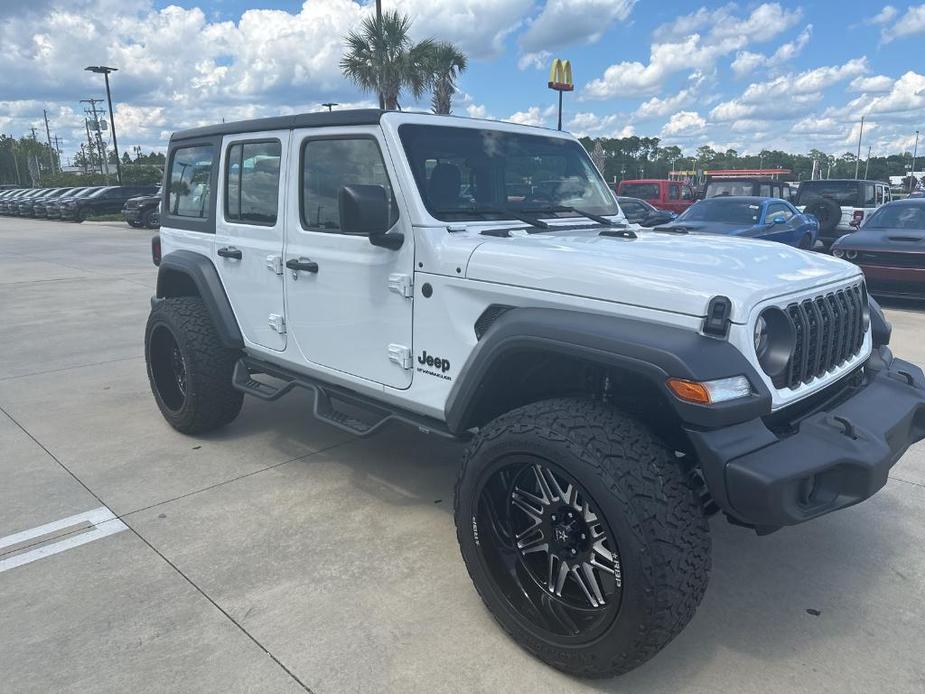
475, 457, 622, 641
149, 324, 188, 412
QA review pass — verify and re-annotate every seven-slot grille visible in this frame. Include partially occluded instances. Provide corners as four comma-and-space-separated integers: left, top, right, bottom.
783, 283, 866, 389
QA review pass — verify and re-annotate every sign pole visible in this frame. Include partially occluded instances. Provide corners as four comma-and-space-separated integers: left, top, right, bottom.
548, 58, 573, 132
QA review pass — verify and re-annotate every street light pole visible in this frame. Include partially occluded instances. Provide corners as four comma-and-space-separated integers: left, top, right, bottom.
376, 0, 385, 110
85, 66, 122, 184
854, 115, 864, 179
322, 102, 339, 112
912, 130, 920, 193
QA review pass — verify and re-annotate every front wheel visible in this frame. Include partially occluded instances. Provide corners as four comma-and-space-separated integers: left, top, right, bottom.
455, 398, 711, 678
145, 297, 244, 434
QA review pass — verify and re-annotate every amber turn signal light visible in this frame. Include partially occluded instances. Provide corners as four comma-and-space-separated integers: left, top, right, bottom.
666, 378, 712, 404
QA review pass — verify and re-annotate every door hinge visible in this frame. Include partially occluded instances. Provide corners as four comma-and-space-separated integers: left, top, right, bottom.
266, 255, 283, 275
388, 273, 414, 298
388, 344, 413, 369
268, 313, 286, 334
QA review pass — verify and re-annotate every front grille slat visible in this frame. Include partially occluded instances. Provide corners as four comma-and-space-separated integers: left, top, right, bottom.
781, 282, 866, 390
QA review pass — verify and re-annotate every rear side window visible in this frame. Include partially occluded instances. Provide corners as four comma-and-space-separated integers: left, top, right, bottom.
301, 137, 397, 232
668, 184, 680, 200
168, 144, 214, 218
620, 183, 659, 200
862, 183, 876, 207
759, 184, 771, 196
225, 140, 281, 225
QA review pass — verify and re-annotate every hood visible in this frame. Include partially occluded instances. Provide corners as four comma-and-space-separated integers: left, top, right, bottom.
837, 228, 925, 251
465, 227, 861, 323
657, 221, 755, 236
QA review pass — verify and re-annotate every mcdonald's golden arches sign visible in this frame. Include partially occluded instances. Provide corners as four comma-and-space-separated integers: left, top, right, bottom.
548, 58, 574, 92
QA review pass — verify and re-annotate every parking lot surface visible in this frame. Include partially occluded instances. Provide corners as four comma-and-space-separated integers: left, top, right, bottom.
1, 216, 924, 693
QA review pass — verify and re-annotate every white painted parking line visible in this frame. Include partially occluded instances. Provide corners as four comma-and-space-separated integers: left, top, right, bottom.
0, 507, 128, 574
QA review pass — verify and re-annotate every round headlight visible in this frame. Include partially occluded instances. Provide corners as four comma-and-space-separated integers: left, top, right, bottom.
832, 248, 844, 258
755, 308, 796, 383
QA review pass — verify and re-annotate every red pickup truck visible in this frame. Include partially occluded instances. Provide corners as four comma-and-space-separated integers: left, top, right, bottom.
616, 179, 697, 214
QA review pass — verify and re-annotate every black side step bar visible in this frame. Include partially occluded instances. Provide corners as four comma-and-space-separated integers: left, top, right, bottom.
232, 357, 459, 439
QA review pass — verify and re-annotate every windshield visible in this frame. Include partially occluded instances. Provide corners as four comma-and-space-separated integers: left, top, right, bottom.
864, 204, 925, 230
796, 181, 859, 206
707, 181, 755, 197
620, 183, 660, 199
678, 199, 760, 225
398, 124, 618, 222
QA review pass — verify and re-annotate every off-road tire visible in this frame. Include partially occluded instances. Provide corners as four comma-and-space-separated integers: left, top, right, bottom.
455, 398, 711, 678
142, 208, 159, 229
803, 195, 841, 234
145, 296, 243, 434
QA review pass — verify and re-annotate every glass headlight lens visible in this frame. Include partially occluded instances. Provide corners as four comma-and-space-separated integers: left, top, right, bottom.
755, 308, 796, 383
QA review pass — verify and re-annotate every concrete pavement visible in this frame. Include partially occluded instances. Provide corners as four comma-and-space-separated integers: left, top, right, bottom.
1, 217, 924, 693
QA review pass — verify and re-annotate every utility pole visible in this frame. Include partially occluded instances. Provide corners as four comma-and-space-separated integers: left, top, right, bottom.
854, 116, 864, 179
30, 127, 38, 140
913, 130, 920, 193
81, 98, 109, 181
43, 109, 55, 173
9, 136, 22, 185
864, 145, 871, 179
82, 115, 95, 174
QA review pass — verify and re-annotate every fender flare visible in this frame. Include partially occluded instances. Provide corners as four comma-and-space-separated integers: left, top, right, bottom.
444, 307, 771, 433
155, 250, 244, 349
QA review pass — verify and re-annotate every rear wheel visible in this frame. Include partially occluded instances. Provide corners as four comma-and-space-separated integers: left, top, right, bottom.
145, 297, 244, 434
455, 398, 711, 678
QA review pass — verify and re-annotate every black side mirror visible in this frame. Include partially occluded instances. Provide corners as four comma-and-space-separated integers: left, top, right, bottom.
338, 184, 403, 250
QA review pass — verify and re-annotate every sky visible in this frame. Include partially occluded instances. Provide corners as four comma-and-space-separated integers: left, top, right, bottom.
0, 0, 923, 165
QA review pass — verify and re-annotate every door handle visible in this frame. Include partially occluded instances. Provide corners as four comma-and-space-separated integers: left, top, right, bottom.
217, 246, 242, 260
286, 258, 319, 275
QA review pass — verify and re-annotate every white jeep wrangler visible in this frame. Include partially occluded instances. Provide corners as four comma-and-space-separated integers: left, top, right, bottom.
145, 110, 925, 678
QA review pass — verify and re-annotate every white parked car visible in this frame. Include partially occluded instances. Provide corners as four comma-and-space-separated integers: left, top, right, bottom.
145, 110, 924, 678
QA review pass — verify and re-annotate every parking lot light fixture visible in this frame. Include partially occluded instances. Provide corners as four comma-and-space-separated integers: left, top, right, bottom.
85, 65, 122, 185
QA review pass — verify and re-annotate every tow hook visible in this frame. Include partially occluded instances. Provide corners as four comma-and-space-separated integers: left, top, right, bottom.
829, 415, 857, 440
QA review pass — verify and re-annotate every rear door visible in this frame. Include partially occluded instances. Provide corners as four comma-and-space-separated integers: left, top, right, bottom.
213, 132, 289, 351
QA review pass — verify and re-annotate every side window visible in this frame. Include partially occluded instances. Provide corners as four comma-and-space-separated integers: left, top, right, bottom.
759, 184, 772, 196
225, 140, 281, 225
301, 138, 397, 232
681, 185, 693, 200
766, 203, 793, 221
668, 184, 680, 200
862, 183, 876, 207
168, 144, 214, 218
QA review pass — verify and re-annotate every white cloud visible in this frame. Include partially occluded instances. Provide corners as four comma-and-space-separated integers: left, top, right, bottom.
520, 0, 635, 52
860, 71, 925, 116
508, 106, 546, 127
712, 58, 869, 122
661, 111, 706, 137
731, 51, 766, 79
880, 4, 925, 42
867, 5, 898, 24
583, 3, 802, 98
466, 103, 491, 119
849, 75, 895, 93
566, 112, 633, 137
730, 26, 813, 78
394, 0, 531, 57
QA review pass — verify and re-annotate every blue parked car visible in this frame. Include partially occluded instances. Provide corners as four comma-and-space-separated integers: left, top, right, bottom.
655, 196, 819, 249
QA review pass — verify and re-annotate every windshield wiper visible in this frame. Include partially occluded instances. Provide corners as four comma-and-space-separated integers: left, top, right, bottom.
431, 205, 549, 229
521, 205, 618, 227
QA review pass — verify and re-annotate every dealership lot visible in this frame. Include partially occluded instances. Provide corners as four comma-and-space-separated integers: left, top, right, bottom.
1, 217, 925, 693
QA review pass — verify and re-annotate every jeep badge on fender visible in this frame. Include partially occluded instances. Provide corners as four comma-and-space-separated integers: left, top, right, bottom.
417, 350, 450, 373
145, 108, 925, 679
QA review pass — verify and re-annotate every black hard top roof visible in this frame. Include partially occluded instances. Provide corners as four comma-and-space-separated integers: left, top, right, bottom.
171, 109, 386, 142
801, 178, 888, 184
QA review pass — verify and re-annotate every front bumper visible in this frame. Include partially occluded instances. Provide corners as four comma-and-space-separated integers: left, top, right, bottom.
122, 208, 141, 223
688, 351, 925, 528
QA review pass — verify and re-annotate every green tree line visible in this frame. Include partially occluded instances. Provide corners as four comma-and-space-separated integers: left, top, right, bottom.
578, 135, 921, 186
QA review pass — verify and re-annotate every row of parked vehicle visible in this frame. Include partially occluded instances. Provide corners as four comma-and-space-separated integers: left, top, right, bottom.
615, 175, 924, 297
0, 185, 160, 227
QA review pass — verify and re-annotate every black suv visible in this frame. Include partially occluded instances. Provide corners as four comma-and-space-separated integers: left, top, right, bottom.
60, 185, 159, 222
1, 189, 41, 215
20, 188, 81, 217
46, 187, 104, 219
122, 188, 162, 229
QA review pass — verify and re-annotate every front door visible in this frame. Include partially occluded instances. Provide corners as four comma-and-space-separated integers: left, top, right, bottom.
284, 127, 414, 389
214, 132, 288, 351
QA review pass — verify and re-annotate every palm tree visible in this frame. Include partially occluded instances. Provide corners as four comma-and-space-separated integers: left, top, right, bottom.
340, 10, 433, 110
426, 41, 468, 115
